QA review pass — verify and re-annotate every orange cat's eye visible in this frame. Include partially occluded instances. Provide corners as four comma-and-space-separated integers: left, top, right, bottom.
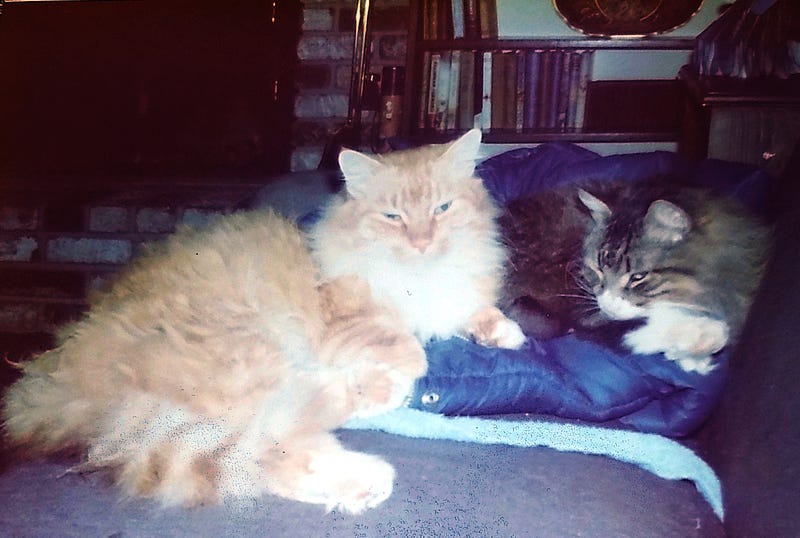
434, 201, 452, 215
383, 212, 402, 222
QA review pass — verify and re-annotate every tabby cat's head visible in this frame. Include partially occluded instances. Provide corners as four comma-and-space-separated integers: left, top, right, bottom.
578, 188, 694, 320
337, 129, 495, 260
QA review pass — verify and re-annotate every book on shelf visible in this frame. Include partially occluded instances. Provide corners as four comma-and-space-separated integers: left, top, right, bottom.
555, 52, 573, 130
489, 51, 520, 131
480, 51, 492, 131
451, 0, 464, 39
545, 50, 564, 129
425, 52, 441, 129
573, 50, 593, 129
522, 50, 541, 129
514, 50, 526, 132
565, 51, 583, 129
536, 50, 553, 129
418, 51, 432, 129
415, 45, 594, 135
490, 51, 506, 130
503, 51, 518, 130
458, 50, 475, 130
446, 50, 462, 130
478, 0, 497, 39
437, 0, 453, 40
434, 51, 452, 132
422, 0, 495, 40
423, 0, 436, 40
463, 0, 480, 39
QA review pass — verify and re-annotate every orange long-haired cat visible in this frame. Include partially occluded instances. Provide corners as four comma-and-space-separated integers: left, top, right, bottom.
2, 129, 521, 512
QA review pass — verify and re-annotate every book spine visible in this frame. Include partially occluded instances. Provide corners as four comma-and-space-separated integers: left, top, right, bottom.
574, 50, 594, 129
480, 51, 492, 131
490, 51, 506, 130
556, 51, 572, 131
422, 0, 431, 40
427, 52, 441, 129
429, 0, 439, 39
438, 0, 453, 40
515, 50, 526, 132
478, 0, 497, 39
446, 50, 461, 130
545, 50, 563, 129
418, 51, 432, 130
565, 50, 583, 129
486, 0, 498, 38
458, 50, 475, 130
451, 0, 465, 39
503, 51, 518, 130
434, 51, 452, 132
463, 0, 480, 40
522, 49, 541, 130
536, 50, 552, 129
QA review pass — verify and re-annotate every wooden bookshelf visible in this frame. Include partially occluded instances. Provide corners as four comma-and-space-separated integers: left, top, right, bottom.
401, 0, 696, 145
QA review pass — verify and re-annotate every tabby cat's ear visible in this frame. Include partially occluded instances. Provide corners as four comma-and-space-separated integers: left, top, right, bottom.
438, 128, 482, 178
578, 189, 611, 223
643, 200, 691, 244
338, 149, 383, 198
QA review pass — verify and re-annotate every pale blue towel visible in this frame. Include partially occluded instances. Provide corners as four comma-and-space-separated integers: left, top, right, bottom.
345, 408, 724, 520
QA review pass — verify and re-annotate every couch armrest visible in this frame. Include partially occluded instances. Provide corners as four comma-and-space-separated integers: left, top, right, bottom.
697, 142, 800, 535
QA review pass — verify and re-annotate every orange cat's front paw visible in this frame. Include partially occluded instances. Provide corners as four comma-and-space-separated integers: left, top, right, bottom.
265, 442, 396, 514
467, 306, 526, 349
349, 341, 426, 419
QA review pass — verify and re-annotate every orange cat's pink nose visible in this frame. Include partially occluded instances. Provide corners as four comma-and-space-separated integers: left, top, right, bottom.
410, 236, 432, 253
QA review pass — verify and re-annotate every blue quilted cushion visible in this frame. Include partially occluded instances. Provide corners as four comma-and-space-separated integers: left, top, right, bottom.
406, 142, 769, 437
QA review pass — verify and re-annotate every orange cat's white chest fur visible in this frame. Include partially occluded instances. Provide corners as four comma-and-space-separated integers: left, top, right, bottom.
317, 232, 498, 342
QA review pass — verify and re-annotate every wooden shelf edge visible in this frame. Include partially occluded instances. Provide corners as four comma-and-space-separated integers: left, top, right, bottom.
679, 66, 800, 106
0, 261, 123, 273
0, 294, 87, 306
408, 130, 680, 144
418, 37, 695, 51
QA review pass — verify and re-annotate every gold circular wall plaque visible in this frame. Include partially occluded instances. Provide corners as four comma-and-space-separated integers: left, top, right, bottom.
554, 0, 704, 37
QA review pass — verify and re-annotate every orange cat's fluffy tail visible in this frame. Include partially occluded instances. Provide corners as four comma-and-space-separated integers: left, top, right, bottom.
2, 348, 94, 456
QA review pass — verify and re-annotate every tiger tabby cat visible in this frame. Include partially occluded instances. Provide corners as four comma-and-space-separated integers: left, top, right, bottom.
501, 178, 771, 374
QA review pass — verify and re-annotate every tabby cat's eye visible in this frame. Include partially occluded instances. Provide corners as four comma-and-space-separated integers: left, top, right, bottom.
434, 201, 452, 215
629, 272, 649, 283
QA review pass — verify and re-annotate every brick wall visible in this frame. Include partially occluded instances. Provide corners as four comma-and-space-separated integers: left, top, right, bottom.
0, 185, 264, 358
291, 0, 409, 171
0, 3, 410, 361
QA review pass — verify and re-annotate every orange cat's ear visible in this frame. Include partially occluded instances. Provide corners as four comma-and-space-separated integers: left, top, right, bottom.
339, 149, 383, 197
438, 128, 482, 178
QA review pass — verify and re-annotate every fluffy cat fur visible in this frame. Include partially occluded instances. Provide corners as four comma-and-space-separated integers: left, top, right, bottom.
311, 129, 525, 350
2, 210, 427, 513
501, 178, 770, 374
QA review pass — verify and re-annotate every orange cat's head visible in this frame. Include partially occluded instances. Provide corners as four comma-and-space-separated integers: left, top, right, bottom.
336, 129, 495, 260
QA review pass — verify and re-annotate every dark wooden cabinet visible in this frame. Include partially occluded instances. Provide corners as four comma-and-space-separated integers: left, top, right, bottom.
679, 67, 800, 176
0, 0, 301, 181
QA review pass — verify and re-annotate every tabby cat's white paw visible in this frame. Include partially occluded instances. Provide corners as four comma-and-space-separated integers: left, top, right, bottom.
671, 354, 718, 375
624, 307, 729, 375
679, 317, 729, 358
